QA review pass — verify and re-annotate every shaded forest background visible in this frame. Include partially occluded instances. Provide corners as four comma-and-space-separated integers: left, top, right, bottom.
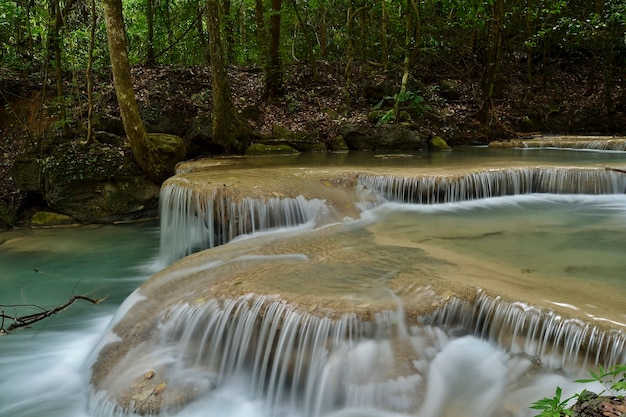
1, 0, 625, 227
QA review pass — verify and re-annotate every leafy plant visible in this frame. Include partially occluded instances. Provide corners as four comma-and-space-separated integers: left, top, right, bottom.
530, 364, 626, 417
374, 90, 425, 113
530, 386, 576, 417
575, 364, 626, 397
373, 90, 428, 125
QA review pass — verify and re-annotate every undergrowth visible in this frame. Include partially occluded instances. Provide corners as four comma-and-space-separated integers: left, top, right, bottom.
531, 364, 626, 417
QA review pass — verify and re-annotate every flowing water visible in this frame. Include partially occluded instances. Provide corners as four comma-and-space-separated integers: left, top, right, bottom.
1, 148, 625, 417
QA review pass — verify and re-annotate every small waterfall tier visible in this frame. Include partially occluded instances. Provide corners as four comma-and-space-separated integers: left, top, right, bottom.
426, 292, 626, 371
157, 167, 364, 264
358, 167, 626, 204
159, 181, 328, 264
489, 135, 626, 151
90, 208, 626, 415
158, 161, 626, 264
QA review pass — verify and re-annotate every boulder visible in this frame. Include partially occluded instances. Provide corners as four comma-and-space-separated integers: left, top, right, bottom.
183, 114, 221, 157
147, 133, 187, 178
11, 153, 44, 193
41, 142, 160, 223
340, 124, 426, 151
92, 114, 125, 136
429, 135, 451, 151
31, 211, 75, 227
328, 135, 349, 152
270, 125, 327, 152
438, 79, 464, 101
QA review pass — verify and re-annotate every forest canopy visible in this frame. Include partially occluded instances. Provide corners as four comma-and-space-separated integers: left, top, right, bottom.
2, 0, 624, 80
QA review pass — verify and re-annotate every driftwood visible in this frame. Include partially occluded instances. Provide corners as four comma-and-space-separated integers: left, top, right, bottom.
0, 294, 108, 335
605, 166, 626, 175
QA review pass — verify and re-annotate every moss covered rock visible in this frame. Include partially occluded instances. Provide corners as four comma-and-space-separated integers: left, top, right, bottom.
340, 124, 426, 151
329, 135, 349, 152
270, 125, 327, 152
31, 211, 75, 227
41, 142, 160, 223
146, 133, 187, 181
11, 153, 44, 193
429, 136, 451, 151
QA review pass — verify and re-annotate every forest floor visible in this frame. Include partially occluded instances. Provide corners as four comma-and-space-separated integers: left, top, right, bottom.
1, 57, 625, 224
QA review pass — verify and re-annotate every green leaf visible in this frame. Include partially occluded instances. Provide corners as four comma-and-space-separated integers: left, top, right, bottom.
574, 378, 596, 383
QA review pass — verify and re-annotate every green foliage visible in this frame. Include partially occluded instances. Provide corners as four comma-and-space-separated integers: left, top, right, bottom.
531, 364, 626, 417
373, 90, 428, 125
530, 386, 576, 417
1, 0, 623, 76
575, 364, 626, 397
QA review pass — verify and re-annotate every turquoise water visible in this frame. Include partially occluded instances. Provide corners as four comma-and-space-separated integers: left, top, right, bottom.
0, 222, 160, 318
0, 222, 161, 417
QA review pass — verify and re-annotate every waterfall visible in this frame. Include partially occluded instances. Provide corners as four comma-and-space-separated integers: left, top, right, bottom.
490, 137, 626, 151
157, 166, 626, 265
358, 167, 626, 204
134, 161, 626, 416
158, 182, 328, 265
152, 294, 426, 417
424, 292, 626, 374
89, 289, 626, 416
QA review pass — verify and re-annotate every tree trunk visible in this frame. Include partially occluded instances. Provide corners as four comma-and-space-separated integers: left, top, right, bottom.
103, 0, 185, 182
319, 6, 327, 60
345, 0, 354, 85
48, 0, 70, 137
222, 0, 235, 64
263, 0, 283, 100
480, 0, 504, 121
196, 0, 210, 64
85, 0, 97, 144
146, 0, 156, 66
394, 0, 417, 123
381, 0, 388, 70
254, 0, 268, 60
206, 0, 254, 152
290, 0, 318, 79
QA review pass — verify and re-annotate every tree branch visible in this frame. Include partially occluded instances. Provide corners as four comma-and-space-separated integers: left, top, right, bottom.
0, 294, 108, 335
605, 166, 626, 174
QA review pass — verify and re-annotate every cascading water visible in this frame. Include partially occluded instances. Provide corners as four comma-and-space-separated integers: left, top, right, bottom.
490, 137, 626, 152
158, 181, 328, 265
152, 294, 426, 417
425, 292, 626, 373
88, 291, 561, 417
358, 167, 626, 204
85, 153, 626, 417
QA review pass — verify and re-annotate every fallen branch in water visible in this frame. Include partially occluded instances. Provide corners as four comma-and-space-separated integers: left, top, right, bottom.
0, 294, 108, 335
605, 166, 626, 174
